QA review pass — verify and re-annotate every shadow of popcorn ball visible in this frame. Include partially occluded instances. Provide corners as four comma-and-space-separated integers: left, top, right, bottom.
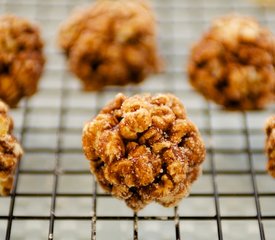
265, 115, 275, 178
0, 100, 23, 195
0, 15, 45, 107
188, 15, 275, 110
58, 0, 162, 91
82, 93, 205, 211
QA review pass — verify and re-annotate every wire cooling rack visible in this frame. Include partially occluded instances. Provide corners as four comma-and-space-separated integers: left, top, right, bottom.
0, 0, 275, 239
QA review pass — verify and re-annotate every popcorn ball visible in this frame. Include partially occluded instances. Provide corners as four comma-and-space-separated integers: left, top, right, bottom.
0, 14, 45, 107
58, 0, 161, 91
82, 93, 205, 211
188, 15, 275, 110
0, 101, 23, 195
265, 115, 275, 178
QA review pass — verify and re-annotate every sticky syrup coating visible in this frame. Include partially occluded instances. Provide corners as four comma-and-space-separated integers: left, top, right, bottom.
188, 15, 275, 110
58, 0, 161, 91
0, 101, 23, 195
82, 93, 205, 211
265, 115, 275, 178
0, 14, 45, 107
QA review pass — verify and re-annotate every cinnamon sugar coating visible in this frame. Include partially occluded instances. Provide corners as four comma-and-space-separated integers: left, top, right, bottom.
188, 15, 275, 110
82, 93, 205, 211
58, 0, 161, 91
0, 15, 45, 107
265, 115, 275, 178
0, 101, 23, 195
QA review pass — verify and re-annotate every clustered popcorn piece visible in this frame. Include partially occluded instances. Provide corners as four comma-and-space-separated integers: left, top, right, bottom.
58, 0, 161, 91
0, 14, 45, 107
0, 101, 23, 195
188, 15, 275, 110
82, 93, 205, 211
265, 115, 275, 178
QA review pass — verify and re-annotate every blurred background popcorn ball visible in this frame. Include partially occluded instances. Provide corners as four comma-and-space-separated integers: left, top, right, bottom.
255, 0, 275, 6
0, 14, 45, 107
265, 115, 275, 178
0, 100, 23, 195
188, 14, 275, 110
82, 93, 205, 211
58, 0, 162, 91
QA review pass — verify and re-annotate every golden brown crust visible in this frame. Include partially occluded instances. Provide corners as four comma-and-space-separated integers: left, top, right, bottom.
188, 14, 275, 110
0, 100, 23, 195
58, 0, 161, 91
265, 115, 275, 178
82, 93, 205, 211
0, 14, 45, 107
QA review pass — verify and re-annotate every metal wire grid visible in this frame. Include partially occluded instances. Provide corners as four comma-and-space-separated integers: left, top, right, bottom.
0, 0, 275, 239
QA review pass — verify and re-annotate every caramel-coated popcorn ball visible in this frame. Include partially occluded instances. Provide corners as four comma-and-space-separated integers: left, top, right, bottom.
0, 15, 45, 107
0, 101, 23, 195
188, 15, 275, 110
265, 115, 275, 178
82, 93, 205, 211
58, 0, 161, 91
